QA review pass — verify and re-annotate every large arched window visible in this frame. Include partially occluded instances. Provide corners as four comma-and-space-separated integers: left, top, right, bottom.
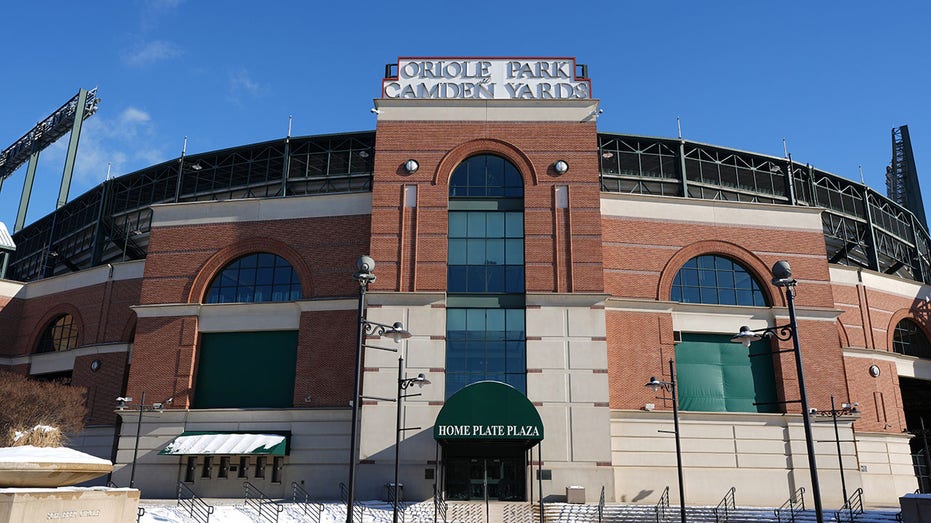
36, 314, 79, 353
447, 154, 526, 397
893, 318, 931, 359
205, 253, 302, 304
670, 254, 768, 306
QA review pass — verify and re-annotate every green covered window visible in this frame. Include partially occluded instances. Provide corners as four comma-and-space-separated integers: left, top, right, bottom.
893, 318, 931, 359
671, 255, 768, 307
193, 331, 297, 408
675, 333, 777, 413
205, 253, 302, 304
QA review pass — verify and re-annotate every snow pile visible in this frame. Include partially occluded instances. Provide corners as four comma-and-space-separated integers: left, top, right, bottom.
12, 424, 57, 442
161, 433, 285, 455
0, 445, 111, 465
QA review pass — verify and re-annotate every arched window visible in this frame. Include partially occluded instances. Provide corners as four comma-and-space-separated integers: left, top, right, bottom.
447, 154, 526, 397
671, 254, 768, 306
893, 318, 931, 359
36, 314, 78, 353
205, 253, 302, 304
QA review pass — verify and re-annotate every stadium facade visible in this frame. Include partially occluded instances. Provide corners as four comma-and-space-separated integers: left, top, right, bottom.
0, 57, 929, 509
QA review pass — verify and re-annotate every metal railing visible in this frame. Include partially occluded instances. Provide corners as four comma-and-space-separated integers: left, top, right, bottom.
834, 487, 864, 523
597, 485, 605, 523
176, 481, 214, 523
290, 481, 322, 523
243, 481, 284, 523
712, 487, 736, 523
774, 487, 805, 523
655, 486, 670, 522
137, 506, 145, 523
339, 482, 365, 523
433, 484, 447, 523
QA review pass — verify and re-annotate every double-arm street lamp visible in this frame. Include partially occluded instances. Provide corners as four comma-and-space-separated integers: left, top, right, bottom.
646, 359, 686, 523
116, 391, 171, 488
346, 256, 411, 523
393, 362, 430, 523
730, 260, 824, 523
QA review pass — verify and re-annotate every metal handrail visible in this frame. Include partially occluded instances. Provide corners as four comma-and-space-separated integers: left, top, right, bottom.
598, 485, 605, 523
243, 481, 284, 523
433, 484, 448, 523
712, 487, 736, 523
290, 482, 322, 523
136, 506, 145, 523
774, 487, 805, 523
339, 482, 364, 523
176, 482, 215, 523
834, 487, 864, 523
655, 486, 670, 522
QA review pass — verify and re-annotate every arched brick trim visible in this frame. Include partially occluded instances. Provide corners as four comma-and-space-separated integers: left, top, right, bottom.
433, 139, 538, 187
29, 303, 85, 354
886, 308, 931, 353
656, 240, 779, 306
187, 237, 314, 303
836, 319, 851, 348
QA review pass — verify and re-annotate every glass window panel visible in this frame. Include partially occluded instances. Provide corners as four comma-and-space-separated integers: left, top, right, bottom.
700, 287, 718, 303
448, 240, 468, 265
466, 239, 486, 265
235, 257, 252, 269
467, 267, 486, 292
447, 310, 467, 338
670, 286, 682, 302
697, 256, 716, 269
505, 266, 525, 293
486, 239, 505, 264
505, 240, 524, 265
719, 289, 737, 305
257, 253, 276, 267
486, 214, 505, 238
699, 269, 716, 286
505, 213, 523, 238
486, 310, 506, 333
238, 269, 256, 285
274, 267, 292, 285
715, 256, 733, 270
467, 214, 485, 238
466, 309, 486, 332
256, 268, 274, 285
680, 268, 699, 286
449, 213, 467, 237
683, 287, 700, 303
486, 265, 506, 292
236, 288, 255, 302
506, 309, 525, 338
448, 266, 468, 292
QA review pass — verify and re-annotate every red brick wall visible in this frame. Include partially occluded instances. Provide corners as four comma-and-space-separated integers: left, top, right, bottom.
370, 121, 604, 294
73, 351, 129, 425
128, 213, 371, 408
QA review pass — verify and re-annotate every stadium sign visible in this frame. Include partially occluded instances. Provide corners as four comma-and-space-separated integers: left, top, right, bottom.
383, 57, 591, 100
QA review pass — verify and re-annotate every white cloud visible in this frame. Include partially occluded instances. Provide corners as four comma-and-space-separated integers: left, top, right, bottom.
42, 107, 167, 194
122, 40, 183, 67
228, 68, 267, 106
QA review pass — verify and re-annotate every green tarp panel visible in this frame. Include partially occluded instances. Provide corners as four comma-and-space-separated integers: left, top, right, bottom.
434, 380, 543, 447
675, 333, 778, 413
159, 431, 289, 455
193, 330, 298, 409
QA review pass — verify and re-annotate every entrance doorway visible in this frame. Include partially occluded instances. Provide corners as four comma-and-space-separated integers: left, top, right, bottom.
444, 445, 526, 501
901, 377, 931, 492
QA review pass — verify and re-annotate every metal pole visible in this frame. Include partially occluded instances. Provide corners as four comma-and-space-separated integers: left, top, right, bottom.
434, 441, 439, 523
785, 284, 824, 523
538, 443, 543, 523
394, 356, 404, 523
346, 279, 367, 523
921, 418, 931, 493
668, 359, 686, 523
129, 391, 145, 488
831, 396, 849, 503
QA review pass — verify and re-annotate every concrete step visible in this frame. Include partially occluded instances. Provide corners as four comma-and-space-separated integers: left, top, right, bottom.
543, 502, 902, 523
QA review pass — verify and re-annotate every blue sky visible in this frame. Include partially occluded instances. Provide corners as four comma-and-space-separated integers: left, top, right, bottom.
1, 2, 929, 230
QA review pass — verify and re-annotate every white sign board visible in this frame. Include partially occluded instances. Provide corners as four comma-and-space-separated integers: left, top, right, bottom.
382, 57, 591, 100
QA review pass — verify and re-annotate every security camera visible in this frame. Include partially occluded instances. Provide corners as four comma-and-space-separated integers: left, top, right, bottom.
370, 108, 381, 114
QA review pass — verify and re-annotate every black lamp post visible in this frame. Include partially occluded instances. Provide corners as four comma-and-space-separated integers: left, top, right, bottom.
116, 391, 169, 488
815, 396, 858, 503
347, 256, 411, 523
646, 359, 686, 523
393, 357, 430, 523
731, 260, 824, 523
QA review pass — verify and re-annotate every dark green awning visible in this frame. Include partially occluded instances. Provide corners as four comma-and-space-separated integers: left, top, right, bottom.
159, 431, 289, 455
434, 381, 543, 447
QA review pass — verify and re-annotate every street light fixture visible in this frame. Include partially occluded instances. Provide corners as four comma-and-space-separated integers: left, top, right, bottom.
347, 255, 412, 523
814, 396, 858, 503
393, 360, 430, 523
115, 391, 170, 488
645, 359, 686, 523
730, 260, 824, 523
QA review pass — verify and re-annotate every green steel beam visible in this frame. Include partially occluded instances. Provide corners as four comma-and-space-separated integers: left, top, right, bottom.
14, 149, 40, 233
57, 88, 89, 209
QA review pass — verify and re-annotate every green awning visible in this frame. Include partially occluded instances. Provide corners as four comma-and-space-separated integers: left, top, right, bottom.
434, 381, 543, 447
159, 431, 289, 456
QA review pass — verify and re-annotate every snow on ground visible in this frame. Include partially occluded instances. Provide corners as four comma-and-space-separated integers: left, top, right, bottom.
140, 500, 410, 523
0, 445, 111, 464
